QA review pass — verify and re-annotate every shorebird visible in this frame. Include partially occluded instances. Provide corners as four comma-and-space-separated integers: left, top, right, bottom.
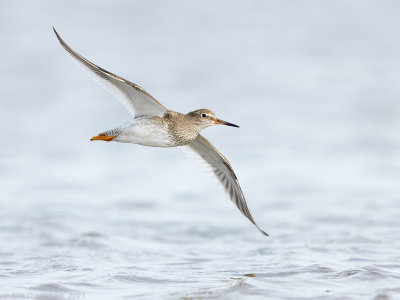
53, 28, 267, 236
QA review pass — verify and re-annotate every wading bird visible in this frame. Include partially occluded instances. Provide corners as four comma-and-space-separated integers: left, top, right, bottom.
54, 28, 267, 236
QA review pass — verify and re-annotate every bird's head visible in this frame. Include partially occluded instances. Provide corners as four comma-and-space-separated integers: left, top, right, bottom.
187, 109, 239, 131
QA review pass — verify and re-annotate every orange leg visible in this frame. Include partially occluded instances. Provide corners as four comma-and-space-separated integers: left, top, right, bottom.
90, 134, 117, 142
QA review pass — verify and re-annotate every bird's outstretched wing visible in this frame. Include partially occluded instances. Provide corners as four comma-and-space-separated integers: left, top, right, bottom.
53, 28, 168, 117
187, 135, 268, 236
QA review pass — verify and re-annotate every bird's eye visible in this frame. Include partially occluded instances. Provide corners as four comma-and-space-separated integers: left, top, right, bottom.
201, 113, 207, 118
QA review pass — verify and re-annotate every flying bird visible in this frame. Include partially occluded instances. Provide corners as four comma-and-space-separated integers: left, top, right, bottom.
53, 28, 267, 236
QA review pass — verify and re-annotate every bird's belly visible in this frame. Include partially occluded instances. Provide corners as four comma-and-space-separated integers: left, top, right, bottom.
114, 120, 174, 147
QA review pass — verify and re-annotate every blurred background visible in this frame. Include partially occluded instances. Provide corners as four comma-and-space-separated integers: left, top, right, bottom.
0, 1, 399, 299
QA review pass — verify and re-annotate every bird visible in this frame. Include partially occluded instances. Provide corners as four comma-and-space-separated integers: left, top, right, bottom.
53, 28, 267, 236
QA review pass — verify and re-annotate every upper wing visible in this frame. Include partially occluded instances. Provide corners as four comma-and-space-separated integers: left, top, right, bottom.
53, 28, 168, 117
187, 135, 268, 236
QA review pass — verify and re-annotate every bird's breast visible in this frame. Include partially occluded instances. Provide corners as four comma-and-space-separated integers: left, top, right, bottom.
165, 120, 200, 146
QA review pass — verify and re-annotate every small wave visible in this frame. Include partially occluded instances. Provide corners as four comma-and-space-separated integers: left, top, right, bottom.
30, 283, 77, 293
323, 266, 393, 280
111, 272, 196, 284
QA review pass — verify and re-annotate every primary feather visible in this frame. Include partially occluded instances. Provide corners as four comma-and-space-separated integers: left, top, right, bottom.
53, 27, 167, 117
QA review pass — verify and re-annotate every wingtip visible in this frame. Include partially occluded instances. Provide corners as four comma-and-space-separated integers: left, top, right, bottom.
254, 224, 269, 236
53, 27, 60, 38
52, 27, 63, 44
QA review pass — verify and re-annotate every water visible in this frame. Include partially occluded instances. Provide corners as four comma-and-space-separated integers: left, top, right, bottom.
1, 1, 400, 299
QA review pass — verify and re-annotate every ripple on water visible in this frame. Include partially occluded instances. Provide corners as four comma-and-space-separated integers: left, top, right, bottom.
30, 283, 77, 293
67, 232, 108, 248
111, 272, 196, 284
323, 265, 394, 280
176, 278, 262, 300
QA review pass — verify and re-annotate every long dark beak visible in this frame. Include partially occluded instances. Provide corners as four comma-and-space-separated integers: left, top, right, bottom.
214, 118, 239, 128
